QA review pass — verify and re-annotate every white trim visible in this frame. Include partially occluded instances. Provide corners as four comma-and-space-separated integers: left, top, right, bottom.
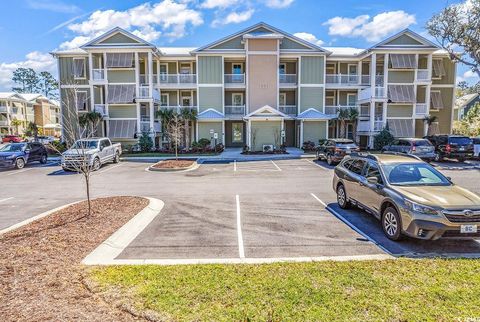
232, 92, 244, 106
197, 84, 223, 87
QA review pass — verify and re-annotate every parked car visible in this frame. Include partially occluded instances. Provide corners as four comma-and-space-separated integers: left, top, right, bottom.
382, 138, 436, 162
333, 152, 480, 241
424, 134, 473, 162
2, 135, 24, 143
473, 137, 480, 159
0, 142, 48, 169
61, 137, 122, 171
37, 136, 56, 144
316, 139, 360, 165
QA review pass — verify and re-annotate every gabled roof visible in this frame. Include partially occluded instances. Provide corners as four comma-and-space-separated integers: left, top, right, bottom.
193, 22, 330, 54
368, 29, 439, 51
0, 92, 26, 100
80, 27, 157, 49
455, 93, 479, 109
297, 108, 334, 120
197, 108, 224, 120
244, 105, 291, 119
18, 93, 43, 102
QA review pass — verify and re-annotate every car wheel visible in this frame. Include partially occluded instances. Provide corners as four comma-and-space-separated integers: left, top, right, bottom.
40, 154, 47, 164
336, 184, 350, 209
15, 158, 25, 169
382, 207, 403, 241
434, 153, 443, 162
113, 152, 120, 163
92, 157, 101, 171
457, 157, 465, 163
326, 154, 334, 166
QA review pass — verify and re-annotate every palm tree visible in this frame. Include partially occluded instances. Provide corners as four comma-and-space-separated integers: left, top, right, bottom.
347, 107, 359, 142
10, 118, 22, 135
180, 107, 197, 148
337, 108, 350, 138
27, 122, 39, 141
78, 111, 102, 137
423, 115, 438, 136
156, 108, 175, 148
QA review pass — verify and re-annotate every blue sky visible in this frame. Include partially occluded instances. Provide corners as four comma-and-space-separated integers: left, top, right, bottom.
0, 0, 474, 90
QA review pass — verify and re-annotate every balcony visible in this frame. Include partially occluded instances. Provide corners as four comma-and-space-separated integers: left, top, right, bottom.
374, 120, 383, 132
324, 105, 358, 115
416, 69, 430, 82
415, 103, 428, 116
92, 69, 106, 82
358, 87, 387, 101
158, 74, 197, 88
278, 105, 297, 116
160, 105, 197, 112
279, 74, 297, 86
137, 86, 160, 100
0, 105, 7, 113
139, 74, 158, 85
225, 105, 245, 117
94, 104, 108, 117
224, 74, 245, 86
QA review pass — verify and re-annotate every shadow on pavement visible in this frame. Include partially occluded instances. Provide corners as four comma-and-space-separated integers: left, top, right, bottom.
328, 203, 480, 258
311, 159, 336, 170
48, 169, 78, 176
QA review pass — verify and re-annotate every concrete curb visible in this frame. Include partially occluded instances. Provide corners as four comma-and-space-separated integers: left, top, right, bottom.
147, 160, 199, 172
121, 154, 316, 163
0, 199, 84, 236
82, 197, 165, 265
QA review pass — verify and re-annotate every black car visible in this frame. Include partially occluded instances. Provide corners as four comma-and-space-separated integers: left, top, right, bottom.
382, 138, 436, 162
316, 139, 360, 165
424, 135, 474, 162
0, 142, 48, 169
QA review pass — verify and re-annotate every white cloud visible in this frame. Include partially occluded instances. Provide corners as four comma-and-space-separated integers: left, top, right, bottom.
264, 0, 294, 8
463, 70, 479, 79
26, 0, 80, 13
0, 52, 56, 91
212, 9, 254, 26
200, 0, 240, 9
324, 10, 416, 42
293, 32, 324, 46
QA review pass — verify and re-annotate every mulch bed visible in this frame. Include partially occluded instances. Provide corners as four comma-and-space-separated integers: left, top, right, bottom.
151, 160, 195, 169
0, 196, 149, 321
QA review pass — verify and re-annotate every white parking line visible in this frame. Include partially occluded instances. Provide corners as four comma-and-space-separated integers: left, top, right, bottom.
5, 168, 34, 176
0, 197, 14, 204
305, 159, 328, 170
236, 194, 245, 258
310, 193, 327, 208
234, 160, 237, 172
271, 160, 282, 171
95, 164, 122, 174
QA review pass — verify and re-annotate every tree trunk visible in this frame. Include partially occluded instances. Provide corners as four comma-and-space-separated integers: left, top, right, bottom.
85, 174, 91, 216
340, 120, 346, 138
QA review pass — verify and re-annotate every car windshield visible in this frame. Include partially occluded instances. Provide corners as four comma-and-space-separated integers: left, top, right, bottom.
382, 162, 451, 186
337, 142, 356, 148
0, 143, 26, 152
71, 140, 98, 149
449, 137, 472, 145
413, 140, 432, 147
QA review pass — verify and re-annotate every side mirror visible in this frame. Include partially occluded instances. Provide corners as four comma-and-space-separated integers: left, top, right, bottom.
99, 146, 104, 152
447, 176, 452, 182
367, 176, 379, 184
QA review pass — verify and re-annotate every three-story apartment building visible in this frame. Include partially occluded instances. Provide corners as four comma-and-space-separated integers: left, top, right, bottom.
53, 22, 456, 150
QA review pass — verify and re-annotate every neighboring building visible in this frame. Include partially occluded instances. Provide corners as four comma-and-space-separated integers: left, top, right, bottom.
0, 92, 60, 136
454, 93, 479, 120
52, 22, 456, 149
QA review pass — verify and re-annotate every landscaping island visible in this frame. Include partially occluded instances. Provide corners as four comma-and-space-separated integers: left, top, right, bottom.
149, 159, 197, 172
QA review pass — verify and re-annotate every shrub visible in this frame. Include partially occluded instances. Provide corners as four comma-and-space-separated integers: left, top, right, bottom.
197, 138, 211, 149
374, 128, 395, 150
47, 140, 67, 154
214, 143, 224, 152
138, 132, 153, 152
302, 141, 316, 151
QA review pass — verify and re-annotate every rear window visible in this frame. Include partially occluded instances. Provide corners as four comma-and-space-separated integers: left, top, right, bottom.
413, 140, 432, 147
337, 143, 357, 148
473, 138, 480, 144
449, 137, 472, 145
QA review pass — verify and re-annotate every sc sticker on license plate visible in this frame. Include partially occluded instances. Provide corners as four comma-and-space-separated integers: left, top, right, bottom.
460, 225, 477, 233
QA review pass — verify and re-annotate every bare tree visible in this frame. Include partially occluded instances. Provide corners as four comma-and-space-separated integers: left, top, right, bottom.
156, 108, 185, 160
251, 128, 258, 151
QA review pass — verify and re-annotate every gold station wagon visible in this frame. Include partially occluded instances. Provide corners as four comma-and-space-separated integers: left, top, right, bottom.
332, 153, 480, 241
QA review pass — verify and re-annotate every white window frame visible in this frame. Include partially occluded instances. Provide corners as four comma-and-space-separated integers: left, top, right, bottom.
232, 93, 244, 106
430, 90, 443, 111
347, 64, 358, 75
232, 63, 243, 74
431, 59, 444, 80
279, 92, 287, 106
181, 95, 192, 107
347, 93, 357, 106
73, 58, 86, 80
179, 62, 192, 74
75, 90, 88, 111
160, 93, 169, 106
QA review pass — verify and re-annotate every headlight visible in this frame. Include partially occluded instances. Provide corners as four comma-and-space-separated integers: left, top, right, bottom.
405, 199, 439, 216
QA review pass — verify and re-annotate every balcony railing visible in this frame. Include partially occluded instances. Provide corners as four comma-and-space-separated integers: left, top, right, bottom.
416, 69, 430, 82
279, 105, 297, 116
374, 121, 384, 132
326, 74, 360, 85
324, 105, 359, 115
358, 86, 386, 101
224, 74, 245, 85
0, 105, 7, 113
415, 103, 428, 115
137, 86, 160, 100
158, 74, 197, 86
225, 105, 245, 116
94, 104, 108, 117
279, 74, 297, 84
159, 105, 197, 111
139, 74, 158, 85
92, 69, 105, 81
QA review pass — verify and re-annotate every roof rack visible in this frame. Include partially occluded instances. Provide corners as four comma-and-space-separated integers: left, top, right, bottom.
381, 151, 422, 161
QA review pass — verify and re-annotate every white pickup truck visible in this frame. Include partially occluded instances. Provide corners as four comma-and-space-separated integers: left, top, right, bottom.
61, 137, 122, 171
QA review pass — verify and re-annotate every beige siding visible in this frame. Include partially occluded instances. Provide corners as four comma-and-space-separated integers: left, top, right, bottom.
414, 119, 425, 137
198, 56, 223, 84
387, 105, 413, 117
251, 121, 282, 150
247, 54, 278, 112
59, 57, 89, 85
388, 71, 415, 83
108, 70, 135, 83
198, 87, 223, 113
248, 39, 278, 51
301, 56, 325, 84
430, 87, 454, 133
299, 87, 324, 112
303, 121, 327, 143
109, 105, 136, 118
198, 121, 223, 144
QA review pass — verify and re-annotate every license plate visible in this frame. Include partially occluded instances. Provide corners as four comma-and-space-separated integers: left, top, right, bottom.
345, 149, 351, 154
460, 225, 477, 233
459, 147, 465, 151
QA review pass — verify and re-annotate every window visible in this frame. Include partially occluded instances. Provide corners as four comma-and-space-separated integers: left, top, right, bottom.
181, 96, 191, 107
160, 93, 169, 107
279, 63, 286, 74
232, 63, 243, 74
232, 122, 243, 143
349, 159, 365, 175
179, 62, 191, 74
347, 94, 357, 106
279, 93, 286, 106
73, 58, 86, 79
430, 91, 444, 109
383, 163, 451, 186
366, 163, 383, 185
232, 93, 243, 106
159, 64, 168, 81
388, 85, 415, 103
432, 59, 446, 79
75, 91, 87, 111
107, 85, 135, 104
390, 54, 417, 69
106, 53, 134, 68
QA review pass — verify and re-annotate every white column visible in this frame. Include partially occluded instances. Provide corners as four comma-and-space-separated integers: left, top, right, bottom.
382, 102, 387, 128
148, 52, 153, 97
383, 54, 389, 88
370, 53, 377, 90
134, 52, 140, 99
247, 119, 251, 148
222, 120, 225, 145
136, 102, 141, 136
156, 59, 160, 85
300, 120, 304, 146
369, 101, 375, 148
358, 60, 362, 85
88, 53, 94, 111
426, 54, 433, 117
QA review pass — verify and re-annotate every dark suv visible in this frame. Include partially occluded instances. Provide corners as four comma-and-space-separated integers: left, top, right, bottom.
382, 138, 436, 162
425, 135, 473, 162
316, 139, 360, 165
0, 142, 48, 169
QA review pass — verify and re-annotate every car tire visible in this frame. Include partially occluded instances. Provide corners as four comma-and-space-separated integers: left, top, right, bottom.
457, 157, 465, 163
113, 152, 120, 163
336, 184, 350, 209
382, 207, 403, 241
434, 153, 443, 162
92, 157, 101, 171
15, 158, 25, 169
40, 154, 47, 164
326, 154, 334, 166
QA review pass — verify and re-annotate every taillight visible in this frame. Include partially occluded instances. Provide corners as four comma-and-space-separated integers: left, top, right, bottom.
411, 146, 416, 152
445, 144, 451, 152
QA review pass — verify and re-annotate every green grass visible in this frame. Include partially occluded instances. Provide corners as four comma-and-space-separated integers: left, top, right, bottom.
90, 259, 480, 321
122, 152, 220, 157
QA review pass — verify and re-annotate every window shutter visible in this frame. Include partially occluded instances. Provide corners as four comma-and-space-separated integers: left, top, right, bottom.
75, 91, 87, 110
106, 53, 134, 68
432, 59, 446, 78
73, 59, 85, 78
387, 119, 413, 137
109, 120, 136, 138
388, 85, 415, 103
107, 85, 135, 103
390, 54, 417, 69
430, 91, 444, 109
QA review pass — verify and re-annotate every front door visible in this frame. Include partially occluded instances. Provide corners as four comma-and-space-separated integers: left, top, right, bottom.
347, 93, 357, 107
232, 122, 243, 144
182, 96, 191, 107
348, 64, 358, 83
159, 64, 168, 82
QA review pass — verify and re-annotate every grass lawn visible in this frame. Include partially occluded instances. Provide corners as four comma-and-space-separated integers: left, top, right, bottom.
90, 259, 480, 321
122, 152, 220, 157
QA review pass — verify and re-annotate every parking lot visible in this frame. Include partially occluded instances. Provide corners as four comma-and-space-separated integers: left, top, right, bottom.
1, 157, 480, 261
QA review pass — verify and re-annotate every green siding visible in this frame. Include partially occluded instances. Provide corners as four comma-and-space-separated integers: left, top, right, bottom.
109, 105, 137, 118
198, 87, 222, 113
198, 121, 223, 144
387, 105, 413, 117
430, 87, 454, 134
384, 34, 423, 46
300, 87, 324, 113
251, 121, 282, 151
300, 56, 324, 84
198, 56, 223, 84
211, 36, 244, 50
303, 121, 327, 143
108, 70, 135, 83
432, 58, 456, 85
281, 38, 311, 50
58, 57, 89, 85
388, 71, 414, 83
99, 33, 140, 44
